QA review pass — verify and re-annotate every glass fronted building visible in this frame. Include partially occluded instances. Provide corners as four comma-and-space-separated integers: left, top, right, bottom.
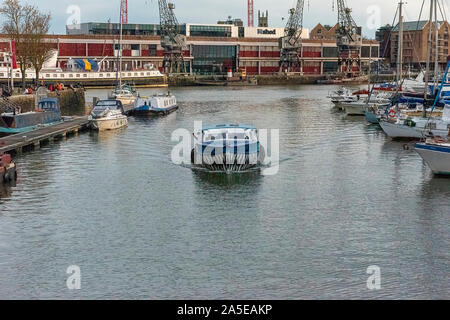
192, 45, 237, 74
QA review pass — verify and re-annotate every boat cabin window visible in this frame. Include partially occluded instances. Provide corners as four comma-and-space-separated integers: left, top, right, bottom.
95, 100, 121, 110
203, 129, 257, 141
38, 100, 59, 111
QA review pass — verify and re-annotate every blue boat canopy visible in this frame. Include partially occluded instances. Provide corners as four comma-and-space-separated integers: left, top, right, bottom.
38, 98, 60, 111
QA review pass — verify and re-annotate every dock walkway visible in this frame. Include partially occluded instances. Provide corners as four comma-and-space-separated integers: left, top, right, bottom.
0, 117, 89, 154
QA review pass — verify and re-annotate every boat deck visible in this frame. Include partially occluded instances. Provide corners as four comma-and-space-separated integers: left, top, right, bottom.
0, 117, 89, 155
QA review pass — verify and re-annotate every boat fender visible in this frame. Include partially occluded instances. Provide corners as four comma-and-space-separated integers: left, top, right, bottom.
388, 109, 397, 118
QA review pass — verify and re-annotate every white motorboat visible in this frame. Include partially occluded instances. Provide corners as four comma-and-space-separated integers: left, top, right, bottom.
327, 87, 357, 109
415, 138, 450, 175
344, 101, 391, 116
89, 100, 128, 131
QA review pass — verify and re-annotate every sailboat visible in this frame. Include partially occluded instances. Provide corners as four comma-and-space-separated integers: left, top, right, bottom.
379, 0, 449, 137
108, 1, 138, 106
415, 136, 450, 175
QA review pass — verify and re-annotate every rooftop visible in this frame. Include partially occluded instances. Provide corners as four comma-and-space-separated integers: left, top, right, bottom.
392, 20, 445, 32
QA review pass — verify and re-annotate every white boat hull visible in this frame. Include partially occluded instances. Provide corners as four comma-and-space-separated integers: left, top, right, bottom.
344, 103, 367, 116
380, 121, 449, 139
380, 121, 424, 138
90, 116, 128, 131
416, 144, 450, 175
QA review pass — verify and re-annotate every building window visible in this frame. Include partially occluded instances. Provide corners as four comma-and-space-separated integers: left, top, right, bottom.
190, 25, 232, 37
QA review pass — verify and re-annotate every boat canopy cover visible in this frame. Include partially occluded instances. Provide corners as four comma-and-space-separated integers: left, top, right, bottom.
38, 98, 60, 111
397, 96, 424, 104
74, 59, 99, 72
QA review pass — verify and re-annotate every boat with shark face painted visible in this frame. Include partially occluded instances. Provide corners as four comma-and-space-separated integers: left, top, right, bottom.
191, 124, 265, 172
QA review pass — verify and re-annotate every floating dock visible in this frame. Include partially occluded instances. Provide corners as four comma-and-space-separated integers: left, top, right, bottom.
0, 117, 89, 155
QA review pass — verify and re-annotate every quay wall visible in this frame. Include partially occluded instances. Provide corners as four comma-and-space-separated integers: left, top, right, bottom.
168, 74, 399, 87
8, 89, 86, 115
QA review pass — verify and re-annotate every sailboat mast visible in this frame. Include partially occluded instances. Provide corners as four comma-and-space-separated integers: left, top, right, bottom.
424, 0, 434, 116
434, 0, 439, 87
397, 1, 404, 85
119, 5, 123, 89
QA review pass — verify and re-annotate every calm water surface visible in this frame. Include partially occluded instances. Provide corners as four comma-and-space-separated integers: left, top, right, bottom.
0, 85, 449, 299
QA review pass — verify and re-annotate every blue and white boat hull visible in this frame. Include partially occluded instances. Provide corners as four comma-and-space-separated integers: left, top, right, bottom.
415, 143, 450, 175
133, 103, 178, 115
132, 95, 178, 116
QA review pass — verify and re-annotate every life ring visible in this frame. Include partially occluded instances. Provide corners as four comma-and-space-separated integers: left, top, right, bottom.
388, 109, 397, 118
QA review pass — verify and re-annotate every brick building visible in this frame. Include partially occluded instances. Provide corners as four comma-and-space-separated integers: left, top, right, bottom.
0, 22, 381, 76
390, 20, 450, 71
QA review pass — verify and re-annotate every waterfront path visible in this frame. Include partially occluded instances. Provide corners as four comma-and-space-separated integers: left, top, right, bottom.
0, 117, 89, 154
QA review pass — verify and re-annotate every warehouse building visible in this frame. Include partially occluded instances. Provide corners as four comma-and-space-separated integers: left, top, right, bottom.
1, 22, 381, 76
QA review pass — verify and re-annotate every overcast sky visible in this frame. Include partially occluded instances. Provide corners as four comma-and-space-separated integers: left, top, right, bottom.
3, 0, 449, 38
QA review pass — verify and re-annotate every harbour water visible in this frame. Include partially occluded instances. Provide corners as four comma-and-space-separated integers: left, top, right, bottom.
0, 85, 449, 299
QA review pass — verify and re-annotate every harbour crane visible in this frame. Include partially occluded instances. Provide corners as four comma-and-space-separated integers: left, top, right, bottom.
158, 0, 186, 74
279, 0, 305, 73
335, 0, 362, 77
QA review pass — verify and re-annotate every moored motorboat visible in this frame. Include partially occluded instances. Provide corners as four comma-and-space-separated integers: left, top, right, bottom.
132, 93, 178, 115
327, 87, 356, 110
415, 137, 450, 175
0, 98, 62, 136
89, 100, 128, 131
344, 101, 391, 116
191, 124, 265, 172
0, 153, 16, 183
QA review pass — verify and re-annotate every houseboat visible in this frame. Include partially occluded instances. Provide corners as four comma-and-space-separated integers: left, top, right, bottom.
0, 98, 62, 136
132, 93, 178, 115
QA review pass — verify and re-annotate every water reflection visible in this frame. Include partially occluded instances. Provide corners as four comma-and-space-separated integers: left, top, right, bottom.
192, 169, 263, 189
88, 127, 128, 142
0, 182, 14, 202
421, 176, 450, 198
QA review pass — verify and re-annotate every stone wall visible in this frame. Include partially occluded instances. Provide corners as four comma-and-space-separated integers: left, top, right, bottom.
7, 88, 86, 115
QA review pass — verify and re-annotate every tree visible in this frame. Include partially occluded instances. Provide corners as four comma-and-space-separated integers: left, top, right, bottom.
0, 0, 30, 90
0, 0, 51, 89
28, 8, 51, 83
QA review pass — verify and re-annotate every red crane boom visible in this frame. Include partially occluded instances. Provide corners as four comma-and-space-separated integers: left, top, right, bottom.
121, 0, 128, 24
